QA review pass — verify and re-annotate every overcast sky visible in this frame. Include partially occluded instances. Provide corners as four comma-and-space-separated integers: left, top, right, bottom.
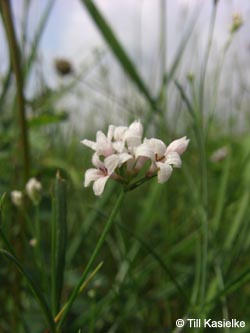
1, 0, 250, 129
1, 0, 249, 72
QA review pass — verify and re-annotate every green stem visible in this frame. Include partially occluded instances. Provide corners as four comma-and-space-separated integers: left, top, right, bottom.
199, 1, 218, 123
34, 204, 43, 273
0, 0, 30, 185
57, 190, 126, 330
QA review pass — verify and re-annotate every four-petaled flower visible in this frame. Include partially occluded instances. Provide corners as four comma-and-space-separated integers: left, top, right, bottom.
135, 136, 189, 183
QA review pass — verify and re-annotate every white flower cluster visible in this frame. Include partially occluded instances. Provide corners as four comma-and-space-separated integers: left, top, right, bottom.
11, 177, 42, 206
81, 121, 189, 196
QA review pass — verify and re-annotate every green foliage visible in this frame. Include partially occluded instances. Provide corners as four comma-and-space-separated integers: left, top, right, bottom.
0, 0, 250, 332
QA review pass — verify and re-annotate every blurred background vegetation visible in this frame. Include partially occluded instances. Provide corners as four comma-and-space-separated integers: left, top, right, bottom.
1, 0, 250, 332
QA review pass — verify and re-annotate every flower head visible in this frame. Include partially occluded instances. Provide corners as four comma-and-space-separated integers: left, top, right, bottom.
230, 13, 243, 34
135, 137, 187, 184
11, 191, 23, 207
82, 121, 189, 195
26, 178, 42, 204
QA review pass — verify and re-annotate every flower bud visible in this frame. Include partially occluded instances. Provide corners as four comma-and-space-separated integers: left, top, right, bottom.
230, 13, 243, 34
26, 178, 42, 204
54, 58, 73, 76
11, 191, 23, 207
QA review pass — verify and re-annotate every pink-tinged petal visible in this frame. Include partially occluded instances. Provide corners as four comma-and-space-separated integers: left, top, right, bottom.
96, 131, 114, 156
165, 152, 182, 168
107, 125, 115, 141
113, 141, 125, 153
134, 156, 148, 171
91, 153, 104, 169
126, 158, 136, 172
165, 136, 190, 155
114, 126, 128, 141
119, 153, 133, 165
96, 131, 107, 144
135, 143, 154, 160
128, 120, 143, 138
93, 176, 109, 196
104, 154, 120, 174
84, 168, 102, 187
80, 139, 97, 151
156, 162, 173, 184
148, 161, 157, 174
126, 135, 142, 150
144, 138, 166, 158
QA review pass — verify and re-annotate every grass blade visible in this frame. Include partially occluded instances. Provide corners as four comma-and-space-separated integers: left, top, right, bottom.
25, 0, 55, 78
224, 190, 249, 250
81, 0, 157, 111
212, 153, 231, 231
0, 249, 55, 330
51, 172, 67, 315
167, 9, 200, 83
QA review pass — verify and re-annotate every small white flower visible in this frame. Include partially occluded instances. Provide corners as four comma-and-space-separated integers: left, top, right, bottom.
210, 146, 229, 162
81, 120, 189, 195
29, 238, 37, 247
165, 136, 190, 156
81, 125, 115, 157
112, 120, 143, 154
136, 137, 189, 184
84, 153, 132, 196
11, 191, 23, 207
26, 178, 42, 203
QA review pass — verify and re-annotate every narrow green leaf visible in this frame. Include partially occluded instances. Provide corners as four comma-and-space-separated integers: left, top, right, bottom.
117, 222, 189, 303
0, 67, 12, 109
54, 261, 103, 323
167, 9, 200, 83
224, 190, 249, 249
212, 153, 231, 231
0, 249, 55, 329
57, 190, 126, 329
25, 0, 55, 77
81, 0, 157, 111
175, 80, 196, 120
28, 111, 68, 128
51, 172, 67, 315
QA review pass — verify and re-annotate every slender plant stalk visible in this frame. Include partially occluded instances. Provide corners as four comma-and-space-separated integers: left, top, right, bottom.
56, 190, 126, 330
0, 0, 30, 185
54, 261, 103, 323
199, 0, 218, 121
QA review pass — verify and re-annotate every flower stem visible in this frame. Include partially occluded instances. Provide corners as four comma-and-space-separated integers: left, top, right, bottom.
56, 190, 126, 330
0, 0, 30, 185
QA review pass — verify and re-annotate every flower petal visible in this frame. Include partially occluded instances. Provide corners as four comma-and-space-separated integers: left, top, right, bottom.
96, 131, 114, 156
165, 152, 182, 168
104, 154, 120, 174
156, 162, 173, 184
114, 126, 128, 141
135, 143, 154, 160
107, 125, 115, 141
165, 136, 190, 155
91, 153, 104, 168
119, 152, 133, 165
93, 176, 109, 196
80, 139, 97, 151
113, 141, 125, 153
144, 138, 166, 158
84, 168, 102, 187
128, 120, 143, 138
126, 135, 142, 150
